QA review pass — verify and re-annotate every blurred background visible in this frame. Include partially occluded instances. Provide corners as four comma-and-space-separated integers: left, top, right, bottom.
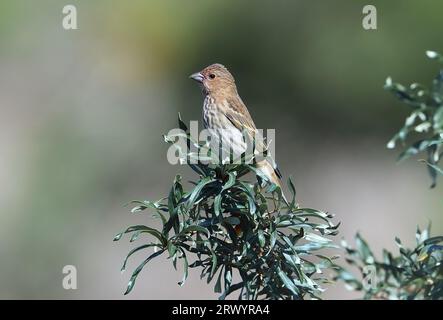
0, 0, 442, 299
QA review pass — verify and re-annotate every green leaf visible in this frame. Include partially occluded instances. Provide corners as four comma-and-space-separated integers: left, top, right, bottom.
267, 229, 277, 255
424, 236, 443, 246
124, 250, 165, 295
277, 269, 300, 297
210, 249, 218, 277
420, 159, 443, 176
304, 232, 332, 244
113, 233, 123, 241
214, 266, 224, 293
214, 194, 223, 216
121, 244, 160, 272
178, 250, 189, 286
128, 199, 167, 214
237, 182, 257, 215
167, 242, 177, 258
258, 230, 265, 248
115, 225, 167, 247
397, 140, 431, 162
355, 233, 374, 264
186, 176, 214, 210
153, 210, 167, 228
224, 267, 232, 292
132, 226, 167, 246
287, 176, 297, 211
294, 242, 334, 252
131, 206, 146, 213
223, 172, 237, 190
165, 181, 180, 234
130, 230, 143, 242
283, 252, 301, 270
180, 225, 210, 237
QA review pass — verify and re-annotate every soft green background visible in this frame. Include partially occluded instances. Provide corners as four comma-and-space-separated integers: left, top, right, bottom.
0, 0, 442, 299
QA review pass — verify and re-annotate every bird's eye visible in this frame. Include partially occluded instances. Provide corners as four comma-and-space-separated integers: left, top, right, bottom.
209, 74, 216, 79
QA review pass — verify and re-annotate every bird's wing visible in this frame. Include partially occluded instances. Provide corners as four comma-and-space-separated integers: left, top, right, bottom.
225, 96, 273, 158
225, 96, 282, 180
225, 95, 257, 135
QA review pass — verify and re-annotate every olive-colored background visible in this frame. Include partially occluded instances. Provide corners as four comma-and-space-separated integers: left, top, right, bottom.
0, 0, 442, 299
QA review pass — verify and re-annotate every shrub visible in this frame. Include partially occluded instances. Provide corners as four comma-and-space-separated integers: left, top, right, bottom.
114, 115, 339, 300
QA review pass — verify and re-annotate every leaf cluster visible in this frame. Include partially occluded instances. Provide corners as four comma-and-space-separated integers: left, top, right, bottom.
385, 51, 443, 187
334, 225, 443, 300
114, 115, 339, 300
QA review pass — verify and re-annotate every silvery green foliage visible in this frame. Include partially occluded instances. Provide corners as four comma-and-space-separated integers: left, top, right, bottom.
335, 226, 443, 300
385, 51, 443, 187
335, 55, 443, 300
114, 115, 339, 300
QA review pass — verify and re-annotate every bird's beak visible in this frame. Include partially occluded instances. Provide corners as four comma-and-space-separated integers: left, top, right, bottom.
189, 72, 204, 83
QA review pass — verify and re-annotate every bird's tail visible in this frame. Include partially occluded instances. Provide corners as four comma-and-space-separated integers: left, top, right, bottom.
256, 160, 289, 205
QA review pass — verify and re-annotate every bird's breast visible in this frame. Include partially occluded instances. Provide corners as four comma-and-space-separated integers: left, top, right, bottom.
202, 96, 229, 129
202, 96, 247, 159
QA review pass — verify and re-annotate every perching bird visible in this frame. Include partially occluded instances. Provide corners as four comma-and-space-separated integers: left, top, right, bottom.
189, 63, 285, 198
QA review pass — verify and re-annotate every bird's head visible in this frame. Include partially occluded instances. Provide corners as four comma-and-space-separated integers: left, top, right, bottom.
190, 63, 237, 96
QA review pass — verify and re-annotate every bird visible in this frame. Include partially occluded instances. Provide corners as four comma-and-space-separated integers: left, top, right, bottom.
189, 63, 286, 203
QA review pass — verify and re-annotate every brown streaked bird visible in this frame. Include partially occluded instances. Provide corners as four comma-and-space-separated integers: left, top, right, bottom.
189, 63, 286, 201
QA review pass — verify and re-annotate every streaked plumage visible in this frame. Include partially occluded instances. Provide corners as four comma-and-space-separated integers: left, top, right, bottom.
190, 63, 283, 190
